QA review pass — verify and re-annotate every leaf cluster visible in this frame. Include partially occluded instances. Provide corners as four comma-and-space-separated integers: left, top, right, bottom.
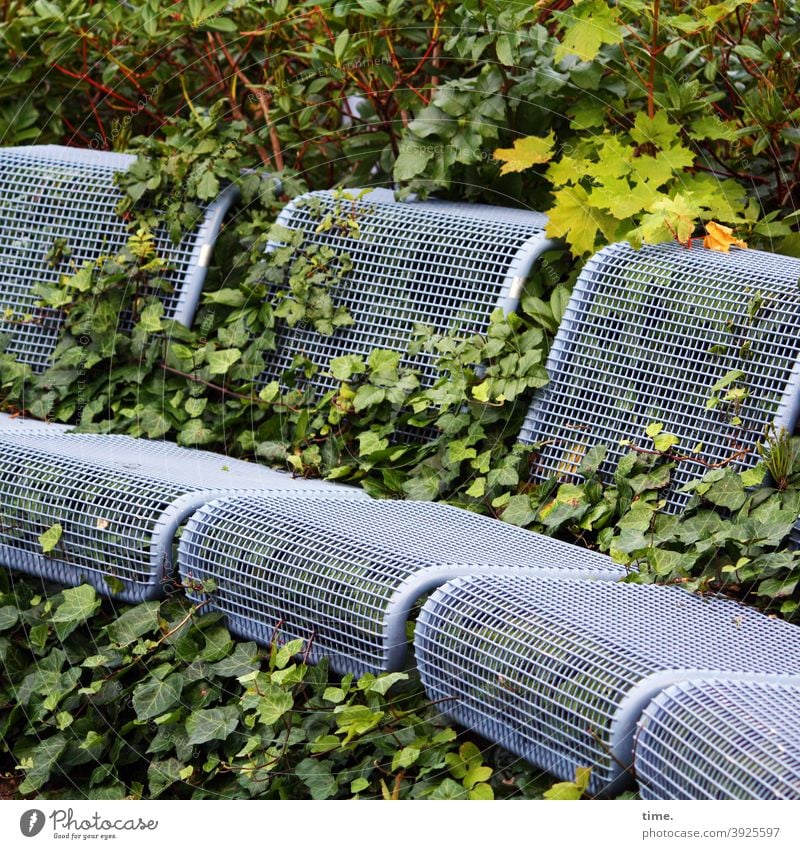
0, 572, 553, 800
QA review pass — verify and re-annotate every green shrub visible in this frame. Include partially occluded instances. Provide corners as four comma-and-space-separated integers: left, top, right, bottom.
0, 571, 561, 800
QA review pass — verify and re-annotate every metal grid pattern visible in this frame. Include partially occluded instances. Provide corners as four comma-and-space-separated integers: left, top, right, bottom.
518, 241, 800, 513
636, 678, 800, 799
0, 145, 237, 371
0, 431, 364, 603
258, 188, 554, 394
415, 574, 800, 796
177, 495, 624, 676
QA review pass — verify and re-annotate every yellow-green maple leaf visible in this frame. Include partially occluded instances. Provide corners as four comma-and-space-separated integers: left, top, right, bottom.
591, 177, 660, 220
627, 153, 676, 188
554, 0, 623, 63
546, 184, 619, 256
587, 135, 633, 182
630, 112, 682, 150
493, 132, 555, 175
547, 153, 590, 186
639, 193, 701, 244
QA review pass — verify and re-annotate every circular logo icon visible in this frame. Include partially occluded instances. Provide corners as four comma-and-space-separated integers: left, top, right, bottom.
20, 810, 46, 837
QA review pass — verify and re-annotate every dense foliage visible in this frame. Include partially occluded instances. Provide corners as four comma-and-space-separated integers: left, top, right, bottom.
3, 0, 800, 799
0, 572, 555, 800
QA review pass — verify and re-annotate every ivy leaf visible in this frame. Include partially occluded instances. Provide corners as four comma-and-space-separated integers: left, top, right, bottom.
207, 348, 242, 374
429, 778, 469, 799
544, 766, 592, 800
138, 301, 164, 333
358, 431, 389, 456
132, 673, 185, 721
209, 642, 261, 678
256, 685, 295, 726
471, 381, 490, 402
19, 735, 68, 794
140, 407, 171, 439
363, 671, 408, 695
39, 523, 62, 554
51, 585, 100, 624
296, 757, 338, 800
493, 132, 555, 175
0, 605, 19, 631
185, 705, 240, 745
330, 354, 365, 381
353, 384, 385, 412
148, 758, 184, 798
703, 472, 747, 511
105, 601, 161, 646
502, 494, 537, 527
652, 432, 679, 453
196, 169, 220, 201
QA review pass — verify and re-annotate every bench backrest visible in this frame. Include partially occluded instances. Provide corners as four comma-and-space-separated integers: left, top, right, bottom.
258, 187, 555, 393
0, 145, 237, 372
518, 240, 800, 510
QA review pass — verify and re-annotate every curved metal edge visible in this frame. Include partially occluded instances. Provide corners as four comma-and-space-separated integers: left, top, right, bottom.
169, 182, 241, 327
632, 674, 800, 799
153, 486, 368, 601
413, 580, 800, 797
499, 237, 561, 315
605, 670, 800, 797
771, 353, 800, 549
0, 484, 361, 606
516, 241, 631, 446
384, 564, 623, 673
264, 189, 329, 254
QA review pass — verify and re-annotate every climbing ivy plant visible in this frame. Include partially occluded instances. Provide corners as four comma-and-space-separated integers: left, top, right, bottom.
0, 572, 562, 800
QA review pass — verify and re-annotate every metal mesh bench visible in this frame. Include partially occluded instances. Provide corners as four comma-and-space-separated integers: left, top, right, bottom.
0, 144, 237, 372
414, 573, 800, 796
635, 678, 800, 799
257, 187, 555, 395
0, 431, 365, 603
518, 241, 800, 513
177, 494, 624, 676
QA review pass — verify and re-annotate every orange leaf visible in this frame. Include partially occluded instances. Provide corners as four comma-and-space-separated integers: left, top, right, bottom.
703, 221, 747, 252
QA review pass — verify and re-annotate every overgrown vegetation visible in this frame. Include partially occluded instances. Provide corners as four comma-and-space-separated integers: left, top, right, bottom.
0, 572, 553, 800
3, 0, 800, 799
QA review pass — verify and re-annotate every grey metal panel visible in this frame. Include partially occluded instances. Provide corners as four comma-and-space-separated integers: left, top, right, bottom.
0, 431, 365, 603
258, 187, 554, 395
518, 241, 800, 515
0, 144, 238, 371
177, 494, 624, 677
636, 678, 800, 799
415, 573, 800, 796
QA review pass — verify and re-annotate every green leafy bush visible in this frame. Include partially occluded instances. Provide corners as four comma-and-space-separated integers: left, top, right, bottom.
0, 572, 560, 800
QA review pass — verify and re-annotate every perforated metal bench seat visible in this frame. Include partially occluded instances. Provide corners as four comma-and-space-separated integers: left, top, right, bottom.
414, 573, 800, 796
518, 241, 800, 515
177, 493, 624, 676
258, 187, 556, 395
0, 431, 365, 603
635, 678, 800, 799
0, 144, 238, 372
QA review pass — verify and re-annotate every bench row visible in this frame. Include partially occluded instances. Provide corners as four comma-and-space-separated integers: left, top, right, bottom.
3, 145, 800, 799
